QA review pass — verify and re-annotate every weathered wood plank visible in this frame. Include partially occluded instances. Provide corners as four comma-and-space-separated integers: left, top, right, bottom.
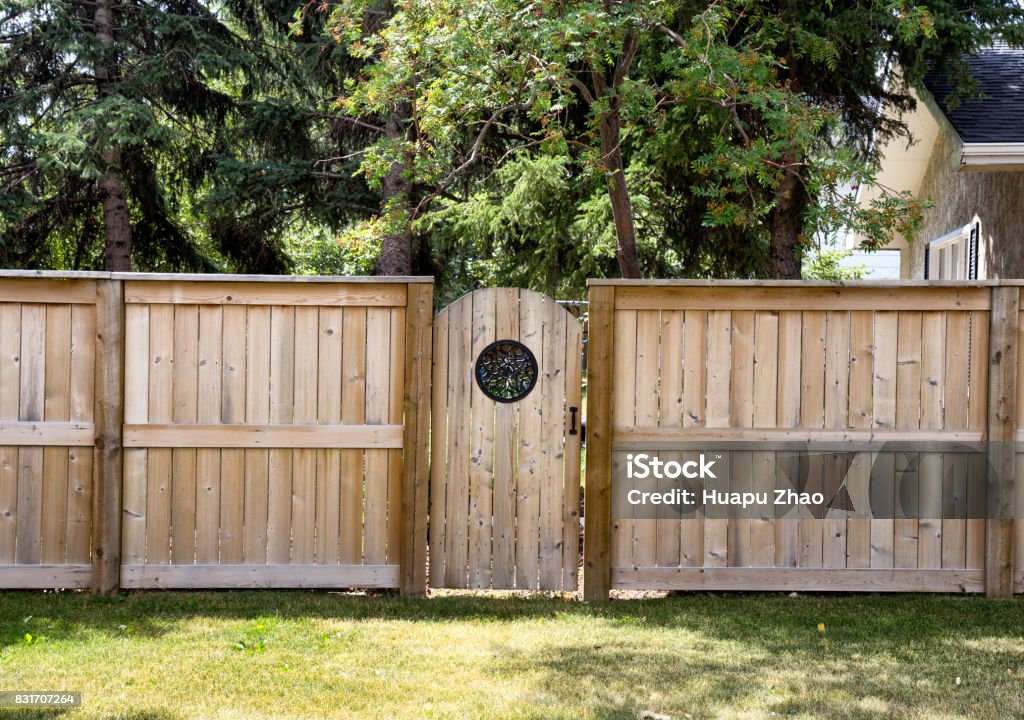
219, 305, 247, 564
120, 563, 400, 589
125, 281, 408, 307
986, 287, 1018, 597
171, 305, 199, 565
429, 308, 450, 584
400, 283, 432, 596
632, 310, 660, 574
515, 292, 544, 589
41, 304, 72, 565
340, 307, 367, 565
562, 313, 583, 591
491, 290, 519, 588
468, 292, 495, 588
613, 286, 990, 312
243, 305, 271, 564
611, 567, 984, 593
195, 305, 223, 564
92, 280, 123, 594
363, 307, 390, 566
610, 308, 636, 575
316, 307, 343, 566
583, 285, 614, 601
266, 305, 295, 565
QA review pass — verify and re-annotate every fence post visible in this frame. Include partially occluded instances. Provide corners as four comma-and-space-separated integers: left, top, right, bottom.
400, 282, 433, 596
92, 277, 124, 596
986, 285, 1017, 598
583, 283, 614, 601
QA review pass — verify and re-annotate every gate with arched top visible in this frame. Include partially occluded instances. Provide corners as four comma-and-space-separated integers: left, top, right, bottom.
429, 288, 582, 590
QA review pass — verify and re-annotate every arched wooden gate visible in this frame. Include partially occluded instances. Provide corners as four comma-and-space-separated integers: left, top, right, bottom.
430, 288, 582, 590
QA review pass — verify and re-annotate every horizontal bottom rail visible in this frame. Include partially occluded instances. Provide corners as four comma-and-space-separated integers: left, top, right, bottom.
120, 563, 400, 589
0, 564, 93, 589
612, 567, 986, 593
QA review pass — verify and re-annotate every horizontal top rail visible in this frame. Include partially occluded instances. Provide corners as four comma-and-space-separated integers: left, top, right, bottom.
587, 278, 1001, 287
114, 272, 434, 283
0, 270, 111, 279
0, 270, 434, 283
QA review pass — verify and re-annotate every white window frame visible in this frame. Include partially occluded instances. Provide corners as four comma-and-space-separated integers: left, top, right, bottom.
925, 219, 981, 280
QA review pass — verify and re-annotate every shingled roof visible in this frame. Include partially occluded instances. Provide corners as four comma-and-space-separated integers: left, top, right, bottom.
923, 44, 1024, 143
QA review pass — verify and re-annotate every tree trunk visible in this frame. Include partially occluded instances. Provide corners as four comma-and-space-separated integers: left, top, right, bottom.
769, 166, 804, 279
375, 106, 413, 276
599, 110, 642, 279
93, 0, 132, 272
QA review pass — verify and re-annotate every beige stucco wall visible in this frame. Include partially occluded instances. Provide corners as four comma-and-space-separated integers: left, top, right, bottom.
907, 131, 1024, 278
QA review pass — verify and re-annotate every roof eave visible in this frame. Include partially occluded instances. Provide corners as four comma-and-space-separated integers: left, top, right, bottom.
959, 143, 1024, 171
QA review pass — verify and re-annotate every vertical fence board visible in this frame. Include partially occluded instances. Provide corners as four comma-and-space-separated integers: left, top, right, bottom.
680, 310, 707, 566
92, 281, 123, 594
41, 305, 71, 564
387, 307, 405, 566
583, 285, 614, 601
633, 310, 660, 572
468, 292, 495, 587
729, 311, 754, 568
267, 305, 295, 565
492, 290, 519, 587
364, 307, 391, 566
871, 311, 898, 570
429, 309, 450, 584
0, 304, 20, 564
67, 305, 95, 565
515, 292, 544, 589
340, 307, 367, 565
316, 307, 343, 566
563, 314, 583, 590
400, 283, 431, 596
822, 311, 850, 569
539, 305, 567, 589
894, 311, 923, 570
610, 308, 637, 574
220, 305, 247, 564
243, 305, 271, 565
291, 306, 319, 565
122, 305, 149, 567
658, 310, 683, 568
987, 287, 1018, 597
195, 306, 223, 564
171, 305, 199, 566
751, 311, 779, 568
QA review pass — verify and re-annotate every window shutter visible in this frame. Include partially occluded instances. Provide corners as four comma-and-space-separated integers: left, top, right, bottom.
968, 223, 979, 280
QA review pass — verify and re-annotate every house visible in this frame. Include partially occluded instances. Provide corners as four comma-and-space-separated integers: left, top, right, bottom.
855, 45, 1024, 279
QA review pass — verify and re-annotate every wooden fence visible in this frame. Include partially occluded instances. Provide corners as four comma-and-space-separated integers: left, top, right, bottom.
584, 281, 1022, 599
0, 272, 432, 595
4, 273, 1021, 598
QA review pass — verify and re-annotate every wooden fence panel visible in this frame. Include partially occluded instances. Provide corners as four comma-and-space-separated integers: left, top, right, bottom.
116, 278, 428, 590
0, 276, 99, 590
592, 282, 1001, 595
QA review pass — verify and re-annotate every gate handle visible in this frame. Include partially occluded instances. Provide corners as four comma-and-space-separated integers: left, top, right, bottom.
569, 406, 578, 436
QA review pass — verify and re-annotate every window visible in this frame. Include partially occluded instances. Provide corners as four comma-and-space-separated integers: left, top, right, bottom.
924, 220, 981, 280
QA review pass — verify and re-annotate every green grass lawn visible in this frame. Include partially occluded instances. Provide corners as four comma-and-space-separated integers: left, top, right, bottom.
1, 591, 1022, 720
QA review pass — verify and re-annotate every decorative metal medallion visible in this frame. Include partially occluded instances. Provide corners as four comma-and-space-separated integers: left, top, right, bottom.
474, 339, 538, 403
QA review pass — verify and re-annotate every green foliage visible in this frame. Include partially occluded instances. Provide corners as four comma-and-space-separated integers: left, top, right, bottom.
0, 0, 377, 272
802, 246, 868, 281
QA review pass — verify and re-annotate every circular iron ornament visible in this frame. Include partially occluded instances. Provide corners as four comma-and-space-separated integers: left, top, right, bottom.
474, 339, 539, 403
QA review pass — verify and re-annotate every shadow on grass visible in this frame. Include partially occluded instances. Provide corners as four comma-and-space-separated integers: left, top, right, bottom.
485, 616, 1024, 719
0, 590, 1022, 650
